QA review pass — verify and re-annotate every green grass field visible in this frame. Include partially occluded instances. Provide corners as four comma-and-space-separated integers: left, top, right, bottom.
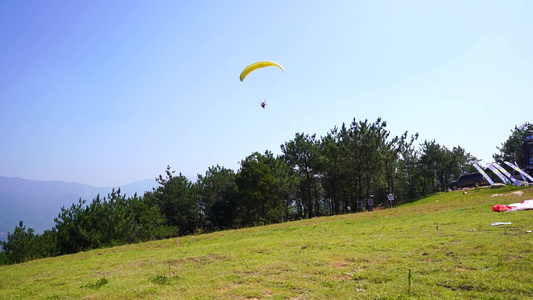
1, 186, 532, 299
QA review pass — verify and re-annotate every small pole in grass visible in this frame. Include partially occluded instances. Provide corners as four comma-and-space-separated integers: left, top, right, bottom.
408, 268, 412, 295
436, 222, 439, 231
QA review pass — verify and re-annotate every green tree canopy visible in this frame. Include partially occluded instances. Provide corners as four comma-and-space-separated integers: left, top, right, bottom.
154, 166, 198, 236
493, 122, 533, 166
196, 165, 237, 231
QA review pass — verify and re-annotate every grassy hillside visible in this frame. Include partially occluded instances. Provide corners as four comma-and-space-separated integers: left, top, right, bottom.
1, 186, 532, 299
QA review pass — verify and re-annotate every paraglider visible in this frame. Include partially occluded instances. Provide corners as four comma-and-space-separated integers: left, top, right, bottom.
240, 61, 283, 108
239, 61, 284, 82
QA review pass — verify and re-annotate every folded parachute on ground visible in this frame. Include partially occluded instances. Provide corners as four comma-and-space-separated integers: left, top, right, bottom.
492, 199, 533, 212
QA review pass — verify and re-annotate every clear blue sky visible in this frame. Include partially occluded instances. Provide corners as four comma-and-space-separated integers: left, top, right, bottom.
1, 1, 532, 187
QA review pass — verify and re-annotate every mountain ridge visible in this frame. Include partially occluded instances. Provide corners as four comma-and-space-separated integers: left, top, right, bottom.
0, 176, 159, 245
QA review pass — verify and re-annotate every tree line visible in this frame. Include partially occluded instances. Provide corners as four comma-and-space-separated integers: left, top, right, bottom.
2, 119, 529, 265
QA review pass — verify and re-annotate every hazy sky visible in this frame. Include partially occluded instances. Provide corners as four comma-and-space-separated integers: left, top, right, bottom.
1, 1, 532, 187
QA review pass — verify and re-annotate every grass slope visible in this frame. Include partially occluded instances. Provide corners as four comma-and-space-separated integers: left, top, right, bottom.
1, 186, 532, 299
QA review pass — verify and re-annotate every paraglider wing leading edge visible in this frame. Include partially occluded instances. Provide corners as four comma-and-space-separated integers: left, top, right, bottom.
239, 61, 284, 82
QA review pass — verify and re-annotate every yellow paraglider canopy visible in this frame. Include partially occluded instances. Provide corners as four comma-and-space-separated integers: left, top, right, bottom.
239, 61, 284, 82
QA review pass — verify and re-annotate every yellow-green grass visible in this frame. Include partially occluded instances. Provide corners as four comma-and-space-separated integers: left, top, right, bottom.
1, 186, 532, 299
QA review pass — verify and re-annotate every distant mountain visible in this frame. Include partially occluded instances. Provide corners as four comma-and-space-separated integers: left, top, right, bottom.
0, 177, 158, 246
